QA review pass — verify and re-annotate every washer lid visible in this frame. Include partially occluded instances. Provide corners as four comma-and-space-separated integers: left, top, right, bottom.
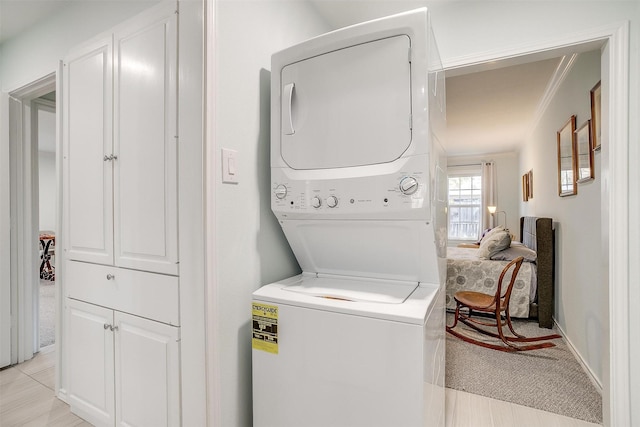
253, 273, 439, 324
283, 274, 418, 304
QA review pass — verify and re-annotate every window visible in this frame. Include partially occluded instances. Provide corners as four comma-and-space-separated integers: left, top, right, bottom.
448, 174, 482, 240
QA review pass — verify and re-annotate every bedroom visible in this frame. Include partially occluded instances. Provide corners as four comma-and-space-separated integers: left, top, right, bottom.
444, 46, 605, 365
443, 46, 605, 421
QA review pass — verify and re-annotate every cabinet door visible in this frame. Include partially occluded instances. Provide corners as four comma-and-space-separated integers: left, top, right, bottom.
63, 36, 114, 266
67, 298, 115, 427
113, 2, 179, 275
114, 311, 180, 427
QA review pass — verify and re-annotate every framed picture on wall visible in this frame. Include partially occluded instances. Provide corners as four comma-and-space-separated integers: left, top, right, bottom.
575, 120, 595, 183
528, 169, 533, 199
557, 115, 577, 197
522, 173, 529, 202
590, 81, 602, 151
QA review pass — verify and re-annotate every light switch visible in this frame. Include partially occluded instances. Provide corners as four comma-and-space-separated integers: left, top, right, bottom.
228, 157, 236, 175
222, 148, 238, 184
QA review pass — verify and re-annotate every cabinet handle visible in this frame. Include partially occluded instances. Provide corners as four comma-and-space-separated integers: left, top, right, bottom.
103, 154, 118, 161
104, 155, 111, 161
104, 323, 110, 330
106, 274, 115, 280
112, 326, 119, 332
103, 323, 118, 332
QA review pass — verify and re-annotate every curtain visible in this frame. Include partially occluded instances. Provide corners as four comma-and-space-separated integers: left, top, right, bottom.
481, 161, 497, 230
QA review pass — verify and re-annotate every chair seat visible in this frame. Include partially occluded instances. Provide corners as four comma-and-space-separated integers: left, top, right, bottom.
454, 291, 506, 312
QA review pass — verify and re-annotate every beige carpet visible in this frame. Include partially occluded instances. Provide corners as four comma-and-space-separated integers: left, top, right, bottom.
39, 279, 56, 348
445, 313, 602, 424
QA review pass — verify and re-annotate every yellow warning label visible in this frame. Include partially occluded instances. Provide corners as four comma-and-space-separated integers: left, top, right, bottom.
252, 303, 278, 354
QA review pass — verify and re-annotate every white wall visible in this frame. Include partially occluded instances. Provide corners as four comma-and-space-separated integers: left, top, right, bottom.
0, 1, 159, 92
213, 2, 330, 425
36, 102, 57, 232
448, 152, 520, 240
521, 50, 604, 384
38, 151, 56, 231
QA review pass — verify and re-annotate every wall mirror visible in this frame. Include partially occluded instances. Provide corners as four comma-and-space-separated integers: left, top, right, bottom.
557, 115, 577, 196
575, 120, 594, 183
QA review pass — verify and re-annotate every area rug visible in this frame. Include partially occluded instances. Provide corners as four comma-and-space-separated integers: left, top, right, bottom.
445, 313, 602, 424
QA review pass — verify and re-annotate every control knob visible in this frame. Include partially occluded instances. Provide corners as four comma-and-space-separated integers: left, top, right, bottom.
274, 184, 287, 200
311, 196, 322, 208
326, 196, 338, 208
399, 176, 419, 195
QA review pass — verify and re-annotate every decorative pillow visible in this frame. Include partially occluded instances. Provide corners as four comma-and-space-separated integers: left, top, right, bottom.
475, 227, 493, 244
490, 243, 537, 262
477, 230, 511, 259
481, 226, 504, 242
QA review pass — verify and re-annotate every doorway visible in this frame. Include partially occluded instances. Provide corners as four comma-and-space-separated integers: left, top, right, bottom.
2, 71, 62, 387
440, 22, 630, 425
33, 94, 57, 350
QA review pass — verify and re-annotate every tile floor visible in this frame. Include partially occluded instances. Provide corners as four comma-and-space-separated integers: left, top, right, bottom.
445, 388, 601, 427
2, 348, 601, 427
0, 346, 90, 427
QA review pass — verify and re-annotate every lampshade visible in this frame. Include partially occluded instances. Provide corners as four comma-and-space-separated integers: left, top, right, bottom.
487, 205, 497, 214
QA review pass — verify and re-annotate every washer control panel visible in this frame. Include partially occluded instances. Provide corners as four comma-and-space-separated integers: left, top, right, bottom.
271, 156, 430, 220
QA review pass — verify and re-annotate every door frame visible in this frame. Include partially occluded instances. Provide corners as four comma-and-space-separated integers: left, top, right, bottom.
30, 97, 56, 351
3, 68, 64, 395
441, 22, 629, 426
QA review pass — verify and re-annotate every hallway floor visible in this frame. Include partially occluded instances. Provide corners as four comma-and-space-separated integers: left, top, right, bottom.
0, 346, 89, 426
1, 347, 601, 426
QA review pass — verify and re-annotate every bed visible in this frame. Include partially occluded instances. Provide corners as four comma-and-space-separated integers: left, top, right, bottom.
446, 217, 555, 328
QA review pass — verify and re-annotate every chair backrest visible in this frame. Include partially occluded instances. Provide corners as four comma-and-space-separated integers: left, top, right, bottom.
495, 256, 524, 308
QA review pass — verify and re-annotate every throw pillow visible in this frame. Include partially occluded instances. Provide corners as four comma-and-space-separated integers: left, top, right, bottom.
477, 230, 511, 259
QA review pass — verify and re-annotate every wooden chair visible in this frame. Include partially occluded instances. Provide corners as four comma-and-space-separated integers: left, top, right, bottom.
446, 256, 561, 352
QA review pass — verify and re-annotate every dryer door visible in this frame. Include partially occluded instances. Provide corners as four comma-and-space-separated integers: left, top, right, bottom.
280, 35, 412, 170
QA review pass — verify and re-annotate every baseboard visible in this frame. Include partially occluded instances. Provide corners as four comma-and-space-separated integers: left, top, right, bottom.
57, 388, 68, 404
553, 318, 603, 395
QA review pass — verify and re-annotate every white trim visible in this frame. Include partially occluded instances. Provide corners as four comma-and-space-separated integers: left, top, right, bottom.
0, 92, 12, 368
606, 21, 630, 427
442, 21, 630, 427
554, 319, 603, 394
205, 0, 220, 426
441, 21, 627, 72
8, 72, 57, 365
29, 98, 55, 352
54, 60, 65, 401
527, 54, 578, 136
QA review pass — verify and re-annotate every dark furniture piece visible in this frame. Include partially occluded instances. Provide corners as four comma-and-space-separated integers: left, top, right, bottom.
520, 217, 555, 328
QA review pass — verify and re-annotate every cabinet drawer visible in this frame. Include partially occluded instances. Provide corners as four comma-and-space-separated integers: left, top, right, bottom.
67, 261, 179, 326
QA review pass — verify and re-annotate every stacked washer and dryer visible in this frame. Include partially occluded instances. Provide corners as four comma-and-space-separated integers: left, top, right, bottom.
252, 8, 447, 427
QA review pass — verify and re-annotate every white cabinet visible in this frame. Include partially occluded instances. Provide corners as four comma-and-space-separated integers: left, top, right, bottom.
67, 299, 114, 426
63, 3, 182, 426
63, 1, 178, 276
67, 298, 180, 427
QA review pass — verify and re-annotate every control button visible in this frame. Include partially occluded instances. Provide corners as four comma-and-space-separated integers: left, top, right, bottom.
311, 196, 322, 208
399, 176, 419, 195
274, 184, 287, 199
326, 196, 338, 208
